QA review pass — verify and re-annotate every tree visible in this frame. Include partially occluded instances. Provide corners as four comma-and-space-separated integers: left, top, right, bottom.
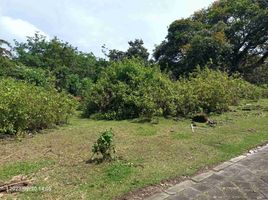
126, 39, 149, 61
105, 39, 149, 62
0, 39, 15, 76
13, 33, 107, 94
0, 39, 12, 58
106, 49, 126, 61
154, 0, 268, 78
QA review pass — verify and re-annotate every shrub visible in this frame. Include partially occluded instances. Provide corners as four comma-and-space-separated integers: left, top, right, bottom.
0, 57, 16, 76
229, 76, 262, 102
91, 129, 115, 161
174, 68, 262, 116
7, 66, 55, 88
0, 78, 77, 135
82, 60, 262, 120
173, 79, 198, 116
82, 58, 175, 119
260, 85, 268, 98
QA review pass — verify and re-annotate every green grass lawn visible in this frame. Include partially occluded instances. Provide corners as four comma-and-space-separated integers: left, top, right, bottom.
1, 99, 268, 200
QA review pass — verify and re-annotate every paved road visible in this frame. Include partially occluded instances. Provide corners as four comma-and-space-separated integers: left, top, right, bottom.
146, 145, 268, 200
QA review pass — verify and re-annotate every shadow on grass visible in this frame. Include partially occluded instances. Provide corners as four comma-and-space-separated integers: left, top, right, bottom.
85, 158, 105, 165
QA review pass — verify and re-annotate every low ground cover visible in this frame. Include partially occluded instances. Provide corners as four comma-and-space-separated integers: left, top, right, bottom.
0, 99, 268, 199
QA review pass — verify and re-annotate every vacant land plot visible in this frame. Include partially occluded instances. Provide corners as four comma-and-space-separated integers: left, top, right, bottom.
1, 99, 268, 200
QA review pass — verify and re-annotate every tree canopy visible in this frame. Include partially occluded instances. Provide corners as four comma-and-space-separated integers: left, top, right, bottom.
105, 39, 149, 62
11, 33, 108, 95
154, 0, 268, 78
0, 39, 12, 58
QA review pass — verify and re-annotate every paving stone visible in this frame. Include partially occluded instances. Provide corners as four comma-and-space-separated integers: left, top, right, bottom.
192, 183, 210, 192
259, 188, 268, 198
221, 187, 245, 198
232, 181, 252, 190
164, 193, 189, 200
146, 192, 170, 200
219, 181, 237, 188
165, 180, 195, 194
204, 186, 226, 200
146, 144, 268, 200
230, 155, 246, 163
222, 164, 246, 176
191, 171, 214, 182
234, 170, 259, 182
195, 194, 209, 200
181, 187, 201, 198
213, 161, 233, 172
249, 179, 268, 198
200, 173, 226, 187
242, 190, 266, 199
260, 175, 268, 184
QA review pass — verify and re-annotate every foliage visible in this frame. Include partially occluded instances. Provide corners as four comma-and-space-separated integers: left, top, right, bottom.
174, 68, 262, 116
0, 78, 77, 135
13, 33, 108, 94
243, 62, 268, 85
0, 56, 16, 76
83, 60, 262, 119
92, 129, 115, 161
0, 39, 12, 58
82, 58, 175, 119
7, 66, 55, 88
154, 0, 268, 78
126, 39, 150, 61
105, 39, 149, 62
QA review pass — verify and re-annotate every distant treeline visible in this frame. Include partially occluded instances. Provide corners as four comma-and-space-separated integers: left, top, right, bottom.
0, 0, 267, 129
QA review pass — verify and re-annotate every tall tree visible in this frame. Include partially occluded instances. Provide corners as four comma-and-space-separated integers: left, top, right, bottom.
0, 39, 12, 58
13, 33, 107, 94
105, 39, 149, 62
126, 39, 149, 61
154, 0, 268, 78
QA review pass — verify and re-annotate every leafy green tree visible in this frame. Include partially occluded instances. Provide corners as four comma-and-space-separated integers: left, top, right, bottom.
0, 39, 15, 76
106, 49, 126, 62
126, 39, 149, 61
154, 0, 268, 78
13, 33, 107, 94
8, 66, 55, 88
0, 39, 12, 58
105, 39, 149, 62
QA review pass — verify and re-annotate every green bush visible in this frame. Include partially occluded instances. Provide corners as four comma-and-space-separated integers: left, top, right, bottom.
0, 78, 77, 135
82, 59, 262, 120
82, 58, 175, 119
174, 68, 262, 116
91, 129, 115, 161
0, 57, 16, 76
260, 85, 268, 98
8, 66, 55, 88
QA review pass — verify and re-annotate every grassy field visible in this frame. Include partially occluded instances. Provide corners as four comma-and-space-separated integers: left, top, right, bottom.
1, 99, 268, 199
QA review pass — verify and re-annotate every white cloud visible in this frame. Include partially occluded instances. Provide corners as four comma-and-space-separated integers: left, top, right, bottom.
0, 16, 49, 42
0, 0, 214, 57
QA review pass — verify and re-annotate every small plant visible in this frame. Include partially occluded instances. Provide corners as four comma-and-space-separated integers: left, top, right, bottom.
91, 129, 115, 161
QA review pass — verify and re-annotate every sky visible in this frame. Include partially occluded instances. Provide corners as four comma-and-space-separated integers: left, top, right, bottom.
0, 0, 214, 57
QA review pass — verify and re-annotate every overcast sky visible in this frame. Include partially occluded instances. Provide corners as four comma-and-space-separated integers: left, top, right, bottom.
0, 0, 214, 57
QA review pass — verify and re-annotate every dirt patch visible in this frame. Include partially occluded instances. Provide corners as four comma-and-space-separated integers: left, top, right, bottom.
0, 175, 33, 194
116, 176, 188, 200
